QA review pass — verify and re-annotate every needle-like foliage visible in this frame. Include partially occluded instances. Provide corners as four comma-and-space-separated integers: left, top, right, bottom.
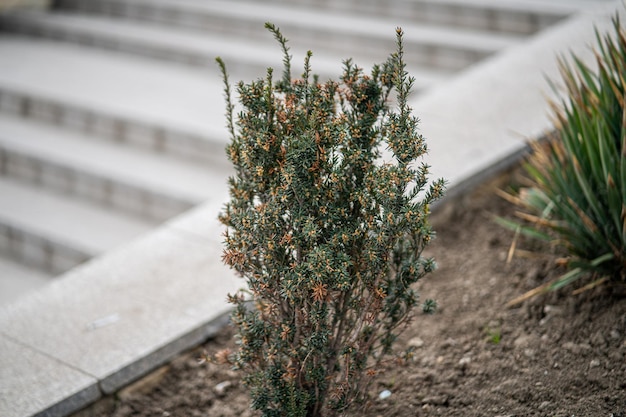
217, 24, 444, 416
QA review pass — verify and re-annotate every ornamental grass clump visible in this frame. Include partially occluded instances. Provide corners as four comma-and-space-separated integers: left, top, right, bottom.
501, 17, 626, 306
217, 24, 444, 416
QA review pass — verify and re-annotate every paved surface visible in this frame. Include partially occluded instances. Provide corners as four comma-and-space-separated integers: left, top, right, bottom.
0, 256, 50, 306
0, 0, 622, 416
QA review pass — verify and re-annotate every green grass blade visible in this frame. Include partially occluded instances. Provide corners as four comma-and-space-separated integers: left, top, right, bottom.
493, 216, 552, 242
548, 253, 614, 291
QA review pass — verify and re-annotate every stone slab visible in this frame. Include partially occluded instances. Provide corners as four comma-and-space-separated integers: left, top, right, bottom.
0, 334, 100, 417
0, 177, 157, 256
0, 255, 51, 308
0, 224, 240, 402
0, 113, 231, 208
0, 37, 228, 141
164, 195, 229, 245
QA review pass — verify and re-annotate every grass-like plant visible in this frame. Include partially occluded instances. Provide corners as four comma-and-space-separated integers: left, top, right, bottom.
500, 17, 626, 306
217, 24, 444, 416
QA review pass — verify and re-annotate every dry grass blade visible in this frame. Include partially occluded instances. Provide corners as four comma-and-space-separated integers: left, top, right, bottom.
499, 16, 626, 303
514, 210, 557, 228
494, 188, 522, 206
506, 226, 520, 264
506, 279, 557, 307
571, 276, 610, 295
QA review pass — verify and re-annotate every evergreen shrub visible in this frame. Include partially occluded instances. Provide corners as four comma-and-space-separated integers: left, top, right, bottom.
217, 24, 444, 416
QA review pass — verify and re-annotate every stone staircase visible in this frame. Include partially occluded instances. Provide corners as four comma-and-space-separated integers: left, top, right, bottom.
2, 0, 542, 88
0, 1, 589, 303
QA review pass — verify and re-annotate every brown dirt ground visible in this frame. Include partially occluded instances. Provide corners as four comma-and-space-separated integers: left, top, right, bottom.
73, 168, 626, 417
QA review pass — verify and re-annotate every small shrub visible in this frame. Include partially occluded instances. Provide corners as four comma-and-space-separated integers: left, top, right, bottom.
501, 17, 626, 305
217, 24, 444, 416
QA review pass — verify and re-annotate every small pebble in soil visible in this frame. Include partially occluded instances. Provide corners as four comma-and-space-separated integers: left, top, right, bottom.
458, 356, 471, 372
422, 395, 448, 406
214, 380, 234, 397
543, 305, 560, 314
378, 390, 392, 400
408, 337, 424, 348
589, 359, 601, 368
458, 356, 471, 366
561, 341, 578, 353
561, 341, 592, 355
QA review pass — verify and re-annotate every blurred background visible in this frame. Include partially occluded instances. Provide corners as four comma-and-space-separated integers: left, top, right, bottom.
0, 0, 605, 305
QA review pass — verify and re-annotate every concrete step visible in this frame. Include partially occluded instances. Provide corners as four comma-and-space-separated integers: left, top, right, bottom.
0, 5, 522, 73
0, 113, 229, 222
0, 37, 231, 164
0, 9, 450, 87
0, 176, 158, 275
0, 254, 51, 307
220, 0, 587, 34
50, 0, 572, 37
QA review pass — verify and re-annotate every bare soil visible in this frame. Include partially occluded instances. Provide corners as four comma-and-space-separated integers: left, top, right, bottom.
74, 168, 626, 417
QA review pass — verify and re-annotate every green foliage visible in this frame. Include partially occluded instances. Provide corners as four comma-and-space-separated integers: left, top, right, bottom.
217, 24, 444, 417
504, 17, 626, 305
484, 325, 501, 344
